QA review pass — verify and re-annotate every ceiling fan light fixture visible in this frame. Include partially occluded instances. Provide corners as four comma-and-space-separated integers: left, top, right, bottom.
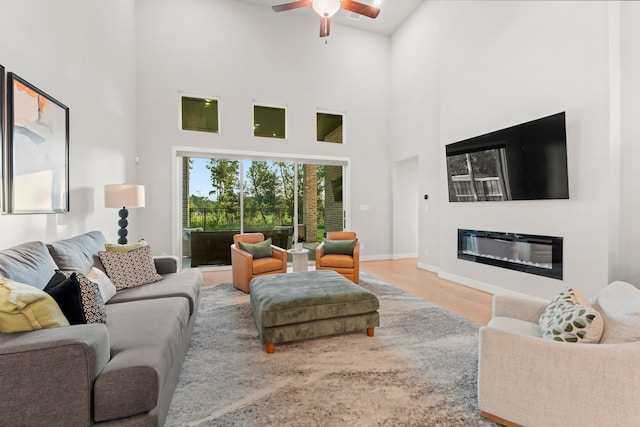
312, 0, 341, 18
272, 0, 379, 38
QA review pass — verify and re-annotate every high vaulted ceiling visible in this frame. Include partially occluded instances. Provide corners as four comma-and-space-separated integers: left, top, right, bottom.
238, 0, 425, 36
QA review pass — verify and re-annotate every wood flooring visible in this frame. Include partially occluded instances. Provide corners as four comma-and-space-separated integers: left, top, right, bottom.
201, 258, 493, 325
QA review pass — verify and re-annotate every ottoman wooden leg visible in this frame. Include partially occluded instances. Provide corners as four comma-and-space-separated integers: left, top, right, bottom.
265, 343, 275, 354
367, 327, 375, 337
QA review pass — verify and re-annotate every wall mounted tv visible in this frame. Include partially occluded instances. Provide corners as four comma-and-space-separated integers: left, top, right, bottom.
445, 112, 568, 202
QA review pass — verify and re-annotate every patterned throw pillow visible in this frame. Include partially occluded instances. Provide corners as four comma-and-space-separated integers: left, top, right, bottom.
539, 288, 603, 343
44, 272, 106, 324
0, 278, 70, 332
86, 267, 117, 302
98, 246, 162, 290
75, 273, 107, 323
238, 238, 273, 259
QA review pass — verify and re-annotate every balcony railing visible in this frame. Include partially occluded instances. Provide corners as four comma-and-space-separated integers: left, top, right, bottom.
188, 207, 297, 231
451, 175, 505, 202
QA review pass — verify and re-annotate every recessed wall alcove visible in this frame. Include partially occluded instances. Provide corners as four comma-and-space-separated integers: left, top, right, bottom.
457, 229, 563, 280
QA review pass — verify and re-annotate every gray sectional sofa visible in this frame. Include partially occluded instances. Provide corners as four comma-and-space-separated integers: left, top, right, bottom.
0, 231, 202, 426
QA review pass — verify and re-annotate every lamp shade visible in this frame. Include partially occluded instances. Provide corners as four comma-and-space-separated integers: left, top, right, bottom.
104, 184, 145, 208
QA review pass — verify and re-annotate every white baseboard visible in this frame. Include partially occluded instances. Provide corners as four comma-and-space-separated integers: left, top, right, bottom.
437, 271, 533, 299
360, 254, 393, 262
392, 252, 418, 260
417, 262, 439, 273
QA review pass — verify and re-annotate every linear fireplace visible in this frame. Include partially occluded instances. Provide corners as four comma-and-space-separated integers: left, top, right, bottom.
458, 229, 563, 280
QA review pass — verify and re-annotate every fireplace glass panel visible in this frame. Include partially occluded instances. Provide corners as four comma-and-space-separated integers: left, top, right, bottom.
458, 229, 562, 279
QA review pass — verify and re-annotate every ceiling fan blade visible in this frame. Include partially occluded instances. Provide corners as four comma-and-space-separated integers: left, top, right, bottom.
320, 15, 330, 37
340, 0, 380, 19
272, 0, 312, 12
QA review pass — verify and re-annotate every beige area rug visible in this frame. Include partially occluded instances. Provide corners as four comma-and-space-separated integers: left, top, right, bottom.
165, 274, 498, 426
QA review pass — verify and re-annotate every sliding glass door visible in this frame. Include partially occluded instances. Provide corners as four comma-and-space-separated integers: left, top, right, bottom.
185, 158, 240, 232
182, 155, 344, 267
242, 160, 294, 251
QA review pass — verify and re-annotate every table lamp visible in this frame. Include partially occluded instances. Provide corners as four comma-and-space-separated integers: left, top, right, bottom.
104, 184, 145, 244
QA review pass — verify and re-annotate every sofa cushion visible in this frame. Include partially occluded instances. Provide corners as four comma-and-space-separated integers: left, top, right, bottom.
0, 278, 70, 332
44, 273, 106, 325
46, 231, 107, 274
93, 297, 191, 422
252, 257, 284, 275
319, 254, 354, 268
539, 287, 603, 343
0, 241, 59, 290
591, 281, 640, 344
108, 269, 202, 316
238, 238, 273, 259
323, 238, 357, 255
99, 246, 162, 290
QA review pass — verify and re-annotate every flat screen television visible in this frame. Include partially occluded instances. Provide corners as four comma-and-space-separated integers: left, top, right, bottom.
445, 112, 568, 202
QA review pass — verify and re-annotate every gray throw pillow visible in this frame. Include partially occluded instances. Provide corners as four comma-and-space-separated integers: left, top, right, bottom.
238, 238, 273, 259
323, 238, 357, 255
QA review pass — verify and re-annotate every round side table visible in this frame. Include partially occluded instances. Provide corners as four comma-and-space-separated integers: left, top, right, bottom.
287, 248, 309, 272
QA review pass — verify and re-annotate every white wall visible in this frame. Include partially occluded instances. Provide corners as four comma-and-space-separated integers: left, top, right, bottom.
134, 0, 392, 258
390, 1, 441, 271
0, 0, 138, 248
392, 0, 620, 300
616, 1, 640, 285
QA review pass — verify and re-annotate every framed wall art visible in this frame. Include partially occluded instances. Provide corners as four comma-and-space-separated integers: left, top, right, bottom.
7, 73, 69, 213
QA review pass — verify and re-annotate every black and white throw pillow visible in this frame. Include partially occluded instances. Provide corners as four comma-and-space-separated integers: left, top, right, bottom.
44, 272, 106, 324
98, 246, 162, 290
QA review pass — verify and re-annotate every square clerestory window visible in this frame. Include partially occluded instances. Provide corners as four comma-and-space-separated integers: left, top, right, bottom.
254, 105, 286, 139
317, 112, 343, 143
182, 96, 219, 133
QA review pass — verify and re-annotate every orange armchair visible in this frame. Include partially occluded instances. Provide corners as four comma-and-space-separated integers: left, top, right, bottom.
231, 233, 287, 293
315, 231, 360, 284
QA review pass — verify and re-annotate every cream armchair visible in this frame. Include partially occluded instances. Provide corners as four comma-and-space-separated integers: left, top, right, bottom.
315, 231, 360, 283
231, 233, 287, 293
478, 291, 640, 427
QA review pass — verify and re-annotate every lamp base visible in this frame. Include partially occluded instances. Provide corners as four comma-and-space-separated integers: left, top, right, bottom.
117, 207, 129, 244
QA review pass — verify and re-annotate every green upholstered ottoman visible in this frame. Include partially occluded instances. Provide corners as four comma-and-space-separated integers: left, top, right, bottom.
250, 270, 380, 353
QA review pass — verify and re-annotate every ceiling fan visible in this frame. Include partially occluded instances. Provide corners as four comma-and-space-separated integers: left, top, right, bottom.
272, 0, 381, 37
